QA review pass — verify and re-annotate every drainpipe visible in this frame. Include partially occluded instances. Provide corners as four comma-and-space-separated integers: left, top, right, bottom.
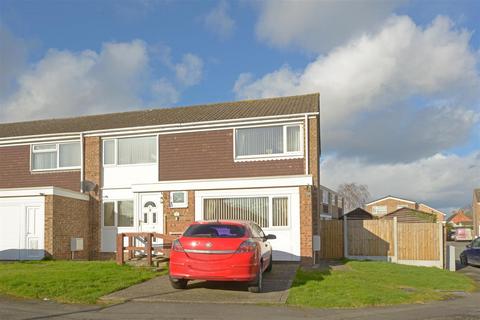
304, 114, 309, 176
80, 132, 84, 193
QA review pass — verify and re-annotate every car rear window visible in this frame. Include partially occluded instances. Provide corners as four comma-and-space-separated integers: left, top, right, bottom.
183, 224, 246, 238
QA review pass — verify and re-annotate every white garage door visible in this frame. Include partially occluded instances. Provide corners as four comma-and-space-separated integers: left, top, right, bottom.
0, 198, 45, 260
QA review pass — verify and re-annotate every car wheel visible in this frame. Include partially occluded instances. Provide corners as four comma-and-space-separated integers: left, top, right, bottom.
169, 277, 188, 289
265, 255, 273, 272
248, 264, 263, 293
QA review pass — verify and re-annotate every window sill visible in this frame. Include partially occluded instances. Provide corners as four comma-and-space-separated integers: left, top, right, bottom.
170, 204, 188, 209
31, 167, 80, 173
234, 154, 304, 162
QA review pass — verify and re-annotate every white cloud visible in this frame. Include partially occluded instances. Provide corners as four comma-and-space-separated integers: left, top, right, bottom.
175, 53, 204, 86
321, 152, 480, 210
204, 0, 235, 39
235, 16, 480, 161
151, 78, 180, 105
0, 40, 148, 122
0, 37, 205, 123
256, 0, 402, 52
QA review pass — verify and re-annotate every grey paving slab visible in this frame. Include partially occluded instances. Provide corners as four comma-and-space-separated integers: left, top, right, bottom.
100, 262, 298, 305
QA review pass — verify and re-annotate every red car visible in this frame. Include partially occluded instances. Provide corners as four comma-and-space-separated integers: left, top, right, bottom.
169, 220, 276, 293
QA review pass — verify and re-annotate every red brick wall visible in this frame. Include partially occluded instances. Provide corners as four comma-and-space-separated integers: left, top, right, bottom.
44, 195, 90, 260
159, 129, 304, 181
0, 145, 80, 191
162, 191, 195, 236
299, 185, 314, 264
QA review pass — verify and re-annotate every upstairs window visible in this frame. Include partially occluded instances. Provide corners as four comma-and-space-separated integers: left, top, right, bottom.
31, 142, 80, 170
235, 124, 302, 160
103, 136, 157, 166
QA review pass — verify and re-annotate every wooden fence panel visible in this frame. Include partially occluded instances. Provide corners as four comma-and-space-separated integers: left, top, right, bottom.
347, 220, 394, 257
319, 220, 344, 259
397, 223, 439, 260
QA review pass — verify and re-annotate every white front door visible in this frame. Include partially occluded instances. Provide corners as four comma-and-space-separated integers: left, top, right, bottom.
22, 206, 44, 260
139, 193, 163, 233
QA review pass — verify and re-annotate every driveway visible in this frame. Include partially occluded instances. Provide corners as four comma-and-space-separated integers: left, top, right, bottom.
101, 262, 297, 305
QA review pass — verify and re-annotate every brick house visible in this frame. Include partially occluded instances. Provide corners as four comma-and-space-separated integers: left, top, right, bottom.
365, 196, 445, 221
0, 93, 328, 264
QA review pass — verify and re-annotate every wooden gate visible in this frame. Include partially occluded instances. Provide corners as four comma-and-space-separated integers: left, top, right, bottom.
319, 220, 344, 259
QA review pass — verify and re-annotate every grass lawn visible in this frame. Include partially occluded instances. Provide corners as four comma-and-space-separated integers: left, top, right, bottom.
0, 261, 161, 304
287, 260, 476, 308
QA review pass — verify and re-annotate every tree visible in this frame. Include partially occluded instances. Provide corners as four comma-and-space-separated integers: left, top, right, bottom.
337, 183, 371, 213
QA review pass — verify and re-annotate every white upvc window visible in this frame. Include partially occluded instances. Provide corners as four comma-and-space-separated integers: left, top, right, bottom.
397, 204, 409, 209
202, 195, 289, 228
372, 205, 388, 216
103, 136, 157, 166
31, 142, 80, 171
103, 200, 134, 227
234, 124, 303, 161
170, 191, 188, 208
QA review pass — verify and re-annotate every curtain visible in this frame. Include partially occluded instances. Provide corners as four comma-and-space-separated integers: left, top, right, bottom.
118, 201, 134, 227
272, 197, 288, 226
59, 142, 80, 167
103, 202, 115, 227
286, 126, 300, 152
103, 140, 115, 165
32, 152, 57, 170
236, 126, 283, 156
204, 197, 269, 227
118, 136, 157, 165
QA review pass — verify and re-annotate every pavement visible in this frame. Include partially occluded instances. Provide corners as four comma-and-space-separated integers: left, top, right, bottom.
100, 262, 297, 305
1, 254, 480, 320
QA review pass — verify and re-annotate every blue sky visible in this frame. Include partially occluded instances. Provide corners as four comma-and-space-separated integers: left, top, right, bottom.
1, 0, 479, 213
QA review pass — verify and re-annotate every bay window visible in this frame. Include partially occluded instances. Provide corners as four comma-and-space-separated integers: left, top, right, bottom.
103, 136, 157, 165
235, 124, 302, 159
31, 142, 80, 170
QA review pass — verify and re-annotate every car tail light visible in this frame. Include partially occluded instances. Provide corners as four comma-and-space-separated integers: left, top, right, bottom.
236, 239, 257, 253
172, 239, 184, 252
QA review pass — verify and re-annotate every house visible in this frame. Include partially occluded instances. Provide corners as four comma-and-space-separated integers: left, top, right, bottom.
0, 93, 322, 264
365, 196, 445, 221
341, 207, 373, 220
448, 210, 473, 228
473, 189, 480, 237
319, 185, 344, 220
381, 208, 437, 223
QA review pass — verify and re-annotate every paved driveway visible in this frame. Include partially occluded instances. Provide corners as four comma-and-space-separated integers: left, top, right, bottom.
101, 262, 297, 305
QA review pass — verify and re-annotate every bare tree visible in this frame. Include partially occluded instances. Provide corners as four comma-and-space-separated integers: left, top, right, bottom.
337, 183, 371, 213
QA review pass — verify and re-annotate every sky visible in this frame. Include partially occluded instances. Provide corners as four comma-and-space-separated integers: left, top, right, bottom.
0, 0, 479, 214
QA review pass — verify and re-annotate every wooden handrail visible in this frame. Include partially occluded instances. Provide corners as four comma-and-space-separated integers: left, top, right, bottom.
116, 232, 178, 266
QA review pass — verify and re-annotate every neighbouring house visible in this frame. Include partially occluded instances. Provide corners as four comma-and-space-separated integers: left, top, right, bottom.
365, 196, 445, 221
381, 208, 437, 223
319, 185, 344, 220
448, 210, 473, 228
473, 189, 480, 237
0, 93, 324, 264
341, 207, 373, 220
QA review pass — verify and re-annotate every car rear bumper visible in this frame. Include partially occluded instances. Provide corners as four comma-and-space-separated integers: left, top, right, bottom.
169, 252, 259, 282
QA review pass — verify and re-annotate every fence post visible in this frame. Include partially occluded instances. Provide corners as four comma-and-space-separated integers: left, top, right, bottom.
116, 233, 124, 265
343, 215, 348, 258
146, 233, 153, 266
439, 223, 444, 269
392, 217, 398, 263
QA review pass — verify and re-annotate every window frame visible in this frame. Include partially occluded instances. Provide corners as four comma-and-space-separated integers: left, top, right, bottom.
170, 191, 188, 208
102, 199, 134, 228
31, 141, 81, 172
233, 123, 304, 162
200, 194, 291, 230
102, 135, 158, 167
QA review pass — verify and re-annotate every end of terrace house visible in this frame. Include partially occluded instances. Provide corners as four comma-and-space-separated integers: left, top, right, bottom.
0, 93, 337, 264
